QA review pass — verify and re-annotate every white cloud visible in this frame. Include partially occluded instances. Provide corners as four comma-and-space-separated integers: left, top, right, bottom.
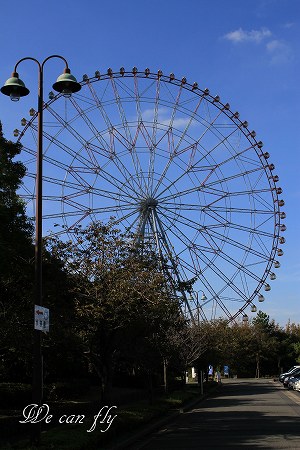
282, 22, 294, 29
224, 27, 272, 44
266, 39, 293, 64
142, 107, 192, 129
223, 27, 293, 66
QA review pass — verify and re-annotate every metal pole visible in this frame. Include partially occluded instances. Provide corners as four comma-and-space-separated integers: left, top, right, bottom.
32, 63, 43, 446
2, 55, 79, 446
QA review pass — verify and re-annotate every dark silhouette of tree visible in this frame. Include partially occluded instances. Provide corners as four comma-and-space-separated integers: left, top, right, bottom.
0, 124, 34, 380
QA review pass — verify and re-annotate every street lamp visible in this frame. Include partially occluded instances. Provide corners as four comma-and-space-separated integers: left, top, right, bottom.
189, 290, 207, 324
1, 55, 81, 444
242, 314, 249, 323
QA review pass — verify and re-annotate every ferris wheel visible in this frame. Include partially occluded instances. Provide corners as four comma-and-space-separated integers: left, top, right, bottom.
16, 67, 286, 322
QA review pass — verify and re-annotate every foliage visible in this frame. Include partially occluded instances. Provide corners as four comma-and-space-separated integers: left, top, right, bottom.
192, 311, 296, 378
0, 124, 34, 381
0, 382, 31, 407
0, 122, 33, 271
0, 125, 83, 384
46, 221, 184, 399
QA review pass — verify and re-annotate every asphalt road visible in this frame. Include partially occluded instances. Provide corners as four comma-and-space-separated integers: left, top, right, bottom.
131, 379, 300, 449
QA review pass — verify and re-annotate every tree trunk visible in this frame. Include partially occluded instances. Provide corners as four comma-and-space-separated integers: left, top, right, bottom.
256, 353, 260, 378
147, 369, 153, 404
163, 358, 168, 394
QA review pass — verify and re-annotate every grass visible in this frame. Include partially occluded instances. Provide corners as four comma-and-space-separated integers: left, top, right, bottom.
0, 383, 217, 450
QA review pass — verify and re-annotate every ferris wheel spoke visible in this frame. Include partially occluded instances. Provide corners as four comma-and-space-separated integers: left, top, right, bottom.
206, 141, 259, 171
132, 80, 158, 193
86, 140, 145, 198
206, 226, 272, 261
46, 105, 95, 150
62, 185, 136, 206
68, 96, 112, 156
109, 76, 133, 144
86, 81, 115, 131
192, 279, 233, 320
155, 83, 185, 189
203, 238, 263, 284
29, 123, 95, 170
163, 210, 230, 257
109, 127, 148, 193
151, 210, 197, 319
43, 211, 86, 221
204, 166, 265, 188
153, 211, 196, 268
86, 203, 138, 215
176, 251, 233, 320
226, 222, 275, 239
173, 96, 204, 154
158, 215, 202, 260
153, 125, 250, 199
104, 123, 148, 193
21, 145, 77, 175
193, 246, 250, 301
42, 127, 97, 170
151, 128, 176, 198
159, 183, 205, 203
205, 205, 274, 215
110, 78, 148, 190
152, 151, 215, 200
151, 75, 162, 146
93, 164, 142, 201
157, 207, 201, 237
133, 74, 143, 124
161, 202, 203, 211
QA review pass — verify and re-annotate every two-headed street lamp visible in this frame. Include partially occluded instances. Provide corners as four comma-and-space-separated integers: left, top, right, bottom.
1, 55, 81, 443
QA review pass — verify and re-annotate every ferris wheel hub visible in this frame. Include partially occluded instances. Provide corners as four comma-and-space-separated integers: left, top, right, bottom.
139, 197, 158, 212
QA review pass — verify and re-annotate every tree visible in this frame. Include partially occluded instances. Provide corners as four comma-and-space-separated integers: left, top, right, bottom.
0, 122, 33, 270
0, 124, 34, 381
47, 221, 182, 400
251, 311, 279, 377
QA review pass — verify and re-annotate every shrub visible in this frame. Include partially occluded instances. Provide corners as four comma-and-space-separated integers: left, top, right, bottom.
0, 383, 31, 408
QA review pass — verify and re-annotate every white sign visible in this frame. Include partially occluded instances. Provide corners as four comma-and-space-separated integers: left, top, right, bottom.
34, 305, 49, 333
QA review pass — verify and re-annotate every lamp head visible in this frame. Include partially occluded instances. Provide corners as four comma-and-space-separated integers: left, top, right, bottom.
242, 314, 249, 323
52, 68, 81, 97
1, 72, 30, 101
201, 292, 207, 301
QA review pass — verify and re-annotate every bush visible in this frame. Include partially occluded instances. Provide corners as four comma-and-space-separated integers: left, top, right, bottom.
46, 379, 91, 401
0, 383, 31, 408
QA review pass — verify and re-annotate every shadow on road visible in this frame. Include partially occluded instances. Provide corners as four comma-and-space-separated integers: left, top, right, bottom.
132, 379, 300, 449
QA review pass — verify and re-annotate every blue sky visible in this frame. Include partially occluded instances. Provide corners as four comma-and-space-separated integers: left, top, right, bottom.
0, 0, 299, 326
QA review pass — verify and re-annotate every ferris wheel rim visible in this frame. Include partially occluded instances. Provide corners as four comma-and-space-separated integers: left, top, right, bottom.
17, 67, 285, 323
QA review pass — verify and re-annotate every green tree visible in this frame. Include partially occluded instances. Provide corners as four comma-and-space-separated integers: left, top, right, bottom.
0, 124, 34, 380
47, 221, 181, 400
251, 311, 279, 377
0, 122, 33, 270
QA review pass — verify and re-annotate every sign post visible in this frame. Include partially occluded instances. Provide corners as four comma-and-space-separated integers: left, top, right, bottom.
34, 305, 49, 333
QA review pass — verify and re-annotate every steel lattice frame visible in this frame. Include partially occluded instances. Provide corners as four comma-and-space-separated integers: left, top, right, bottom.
17, 67, 286, 323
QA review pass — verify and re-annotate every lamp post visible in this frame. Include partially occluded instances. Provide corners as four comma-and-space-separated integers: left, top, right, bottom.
1, 55, 81, 444
189, 290, 207, 391
189, 290, 207, 324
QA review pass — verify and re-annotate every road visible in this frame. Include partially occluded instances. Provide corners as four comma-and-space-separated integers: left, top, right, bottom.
131, 379, 300, 449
